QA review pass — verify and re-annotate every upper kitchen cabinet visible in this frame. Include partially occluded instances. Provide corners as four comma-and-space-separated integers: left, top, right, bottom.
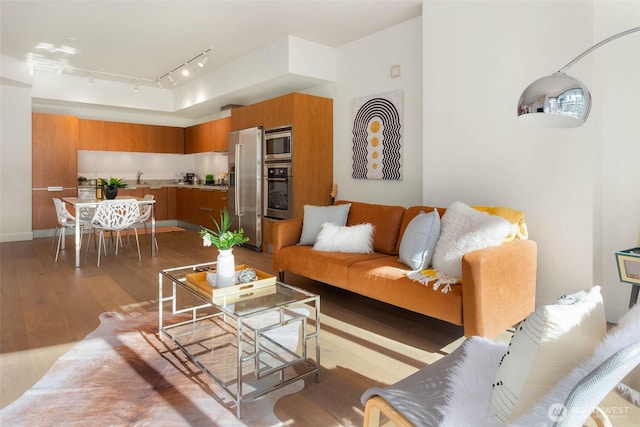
78, 119, 146, 152
230, 102, 264, 131
146, 125, 184, 154
262, 94, 294, 129
32, 113, 78, 188
184, 117, 230, 153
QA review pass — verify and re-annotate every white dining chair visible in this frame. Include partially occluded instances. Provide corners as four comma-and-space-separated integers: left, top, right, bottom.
86, 199, 141, 267
137, 194, 157, 250
50, 198, 91, 262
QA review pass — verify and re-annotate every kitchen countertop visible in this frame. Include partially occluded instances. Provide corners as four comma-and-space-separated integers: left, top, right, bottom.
80, 181, 229, 190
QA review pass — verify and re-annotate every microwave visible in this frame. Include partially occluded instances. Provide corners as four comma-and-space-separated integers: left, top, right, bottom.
264, 126, 292, 161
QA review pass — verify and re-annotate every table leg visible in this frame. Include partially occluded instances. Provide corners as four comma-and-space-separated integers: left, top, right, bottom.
630, 286, 639, 309
75, 216, 81, 268
151, 204, 156, 257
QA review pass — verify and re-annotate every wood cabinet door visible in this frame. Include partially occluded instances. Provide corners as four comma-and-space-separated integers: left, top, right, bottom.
263, 94, 294, 129
211, 117, 231, 151
230, 102, 264, 131
78, 119, 107, 150
113, 122, 146, 152
32, 113, 78, 188
184, 122, 210, 153
139, 187, 168, 221
32, 189, 78, 230
176, 187, 198, 224
166, 187, 177, 220
146, 125, 184, 153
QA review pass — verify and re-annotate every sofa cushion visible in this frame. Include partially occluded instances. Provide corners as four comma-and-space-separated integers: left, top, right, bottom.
336, 200, 405, 255
398, 210, 440, 270
277, 244, 386, 288
347, 256, 463, 326
313, 223, 374, 253
299, 203, 351, 245
432, 201, 511, 279
490, 286, 606, 422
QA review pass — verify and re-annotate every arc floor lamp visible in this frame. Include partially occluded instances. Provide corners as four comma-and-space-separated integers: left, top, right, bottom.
517, 26, 640, 128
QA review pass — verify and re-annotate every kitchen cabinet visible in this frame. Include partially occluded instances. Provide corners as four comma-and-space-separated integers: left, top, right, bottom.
184, 117, 230, 153
32, 113, 79, 230
167, 187, 177, 220
139, 187, 169, 221
196, 188, 228, 226
176, 187, 198, 224
230, 102, 264, 131
262, 94, 294, 129
146, 125, 184, 154
78, 119, 146, 152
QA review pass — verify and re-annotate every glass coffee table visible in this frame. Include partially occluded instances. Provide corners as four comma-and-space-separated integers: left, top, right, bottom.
158, 262, 320, 419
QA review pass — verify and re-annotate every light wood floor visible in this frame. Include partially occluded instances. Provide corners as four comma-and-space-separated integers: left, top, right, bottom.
1, 230, 637, 425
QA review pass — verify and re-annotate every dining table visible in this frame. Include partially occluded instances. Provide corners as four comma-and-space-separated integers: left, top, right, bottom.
62, 196, 156, 268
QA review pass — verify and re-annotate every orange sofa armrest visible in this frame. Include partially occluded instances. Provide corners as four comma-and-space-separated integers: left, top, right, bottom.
461, 239, 537, 338
272, 218, 303, 269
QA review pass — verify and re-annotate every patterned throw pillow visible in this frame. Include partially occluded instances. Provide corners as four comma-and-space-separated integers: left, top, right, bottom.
490, 286, 607, 422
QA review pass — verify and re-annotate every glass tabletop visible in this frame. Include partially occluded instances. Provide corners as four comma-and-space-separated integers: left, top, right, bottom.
160, 262, 318, 318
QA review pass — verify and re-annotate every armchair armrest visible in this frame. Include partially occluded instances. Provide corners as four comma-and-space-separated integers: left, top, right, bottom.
461, 239, 537, 338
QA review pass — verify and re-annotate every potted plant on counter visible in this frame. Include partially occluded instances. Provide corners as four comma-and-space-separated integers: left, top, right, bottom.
99, 177, 127, 199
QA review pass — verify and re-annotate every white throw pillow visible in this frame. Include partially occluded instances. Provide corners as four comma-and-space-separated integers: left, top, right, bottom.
432, 201, 511, 279
299, 203, 351, 245
490, 286, 607, 422
398, 210, 440, 270
313, 222, 374, 254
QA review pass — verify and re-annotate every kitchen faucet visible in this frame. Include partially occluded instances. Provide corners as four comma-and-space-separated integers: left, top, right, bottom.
137, 170, 143, 184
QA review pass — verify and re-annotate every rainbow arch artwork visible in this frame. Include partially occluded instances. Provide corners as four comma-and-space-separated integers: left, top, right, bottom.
352, 90, 403, 180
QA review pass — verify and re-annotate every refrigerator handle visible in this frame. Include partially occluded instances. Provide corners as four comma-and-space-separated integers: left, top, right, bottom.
234, 144, 242, 215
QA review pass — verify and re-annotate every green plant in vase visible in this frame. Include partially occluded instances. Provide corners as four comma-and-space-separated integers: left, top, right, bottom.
200, 208, 248, 287
99, 177, 127, 199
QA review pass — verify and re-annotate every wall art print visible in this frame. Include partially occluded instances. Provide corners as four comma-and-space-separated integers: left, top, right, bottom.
352, 90, 403, 180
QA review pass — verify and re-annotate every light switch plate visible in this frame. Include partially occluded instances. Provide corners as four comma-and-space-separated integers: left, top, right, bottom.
390, 65, 401, 78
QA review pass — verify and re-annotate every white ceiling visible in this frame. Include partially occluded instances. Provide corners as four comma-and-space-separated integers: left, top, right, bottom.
1, 0, 422, 92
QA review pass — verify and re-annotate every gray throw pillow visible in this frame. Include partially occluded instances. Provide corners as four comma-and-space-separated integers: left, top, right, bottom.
398, 210, 440, 270
299, 204, 351, 245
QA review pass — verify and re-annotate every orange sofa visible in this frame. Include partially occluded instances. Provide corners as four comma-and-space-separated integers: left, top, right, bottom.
272, 201, 537, 338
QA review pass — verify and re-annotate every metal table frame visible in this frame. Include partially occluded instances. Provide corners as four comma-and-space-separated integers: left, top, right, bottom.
158, 262, 320, 419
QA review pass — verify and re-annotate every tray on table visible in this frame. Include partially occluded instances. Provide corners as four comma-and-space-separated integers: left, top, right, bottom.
185, 264, 277, 300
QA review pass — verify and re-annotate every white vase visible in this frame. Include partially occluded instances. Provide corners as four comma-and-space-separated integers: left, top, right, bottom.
216, 248, 236, 287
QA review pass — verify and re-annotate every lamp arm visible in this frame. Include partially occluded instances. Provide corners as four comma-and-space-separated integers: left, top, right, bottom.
558, 27, 640, 73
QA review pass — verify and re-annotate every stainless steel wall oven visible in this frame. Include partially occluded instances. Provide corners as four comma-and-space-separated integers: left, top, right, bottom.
263, 163, 293, 219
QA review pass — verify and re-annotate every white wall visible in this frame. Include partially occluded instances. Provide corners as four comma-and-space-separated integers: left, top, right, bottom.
593, 3, 640, 321
0, 59, 33, 242
423, 0, 639, 321
317, 16, 423, 206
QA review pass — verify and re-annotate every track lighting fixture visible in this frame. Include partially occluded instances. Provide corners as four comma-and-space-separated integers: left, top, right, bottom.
62, 46, 213, 90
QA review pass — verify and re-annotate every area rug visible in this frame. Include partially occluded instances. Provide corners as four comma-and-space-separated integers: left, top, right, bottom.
0, 311, 302, 426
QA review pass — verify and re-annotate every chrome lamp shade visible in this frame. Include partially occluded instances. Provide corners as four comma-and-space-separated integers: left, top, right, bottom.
517, 26, 639, 128
517, 72, 591, 128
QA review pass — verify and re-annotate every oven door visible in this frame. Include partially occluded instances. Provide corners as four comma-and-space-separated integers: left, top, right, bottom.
264, 164, 293, 219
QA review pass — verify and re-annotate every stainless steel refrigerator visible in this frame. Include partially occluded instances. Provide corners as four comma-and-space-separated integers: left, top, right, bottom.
228, 127, 263, 251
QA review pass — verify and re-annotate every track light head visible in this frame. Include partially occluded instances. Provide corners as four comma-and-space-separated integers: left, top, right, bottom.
181, 64, 189, 77
134, 79, 140, 92
198, 55, 208, 67
88, 72, 94, 85
156, 79, 165, 90
168, 73, 176, 85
